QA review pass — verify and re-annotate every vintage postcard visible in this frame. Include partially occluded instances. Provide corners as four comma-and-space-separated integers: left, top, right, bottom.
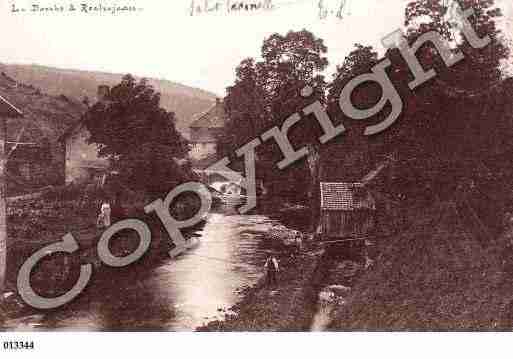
0, 0, 513, 355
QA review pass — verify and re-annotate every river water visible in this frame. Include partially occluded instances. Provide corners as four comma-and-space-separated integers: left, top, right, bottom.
3, 205, 296, 331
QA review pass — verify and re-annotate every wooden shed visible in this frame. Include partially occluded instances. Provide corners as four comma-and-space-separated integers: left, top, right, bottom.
320, 182, 376, 240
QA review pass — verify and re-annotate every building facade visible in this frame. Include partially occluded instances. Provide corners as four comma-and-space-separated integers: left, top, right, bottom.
59, 85, 110, 185
189, 98, 227, 161
319, 182, 376, 239
60, 123, 109, 185
0, 73, 87, 195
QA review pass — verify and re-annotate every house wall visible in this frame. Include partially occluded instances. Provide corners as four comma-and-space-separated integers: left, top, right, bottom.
321, 210, 375, 238
189, 127, 223, 160
190, 127, 222, 142
64, 125, 109, 184
190, 142, 217, 160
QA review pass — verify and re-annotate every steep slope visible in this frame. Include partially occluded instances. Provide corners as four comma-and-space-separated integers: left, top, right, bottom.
0, 63, 218, 137
329, 201, 512, 330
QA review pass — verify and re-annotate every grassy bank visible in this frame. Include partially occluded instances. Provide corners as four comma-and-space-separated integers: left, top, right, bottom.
195, 200, 397, 332
2, 184, 206, 314
197, 194, 513, 331
328, 200, 513, 330
196, 249, 320, 331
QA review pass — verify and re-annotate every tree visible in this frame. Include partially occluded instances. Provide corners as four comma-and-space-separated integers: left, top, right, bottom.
321, 0, 511, 208
405, 0, 508, 89
219, 58, 268, 159
380, 0, 512, 204
84, 75, 190, 197
325, 44, 387, 177
221, 30, 329, 201
401, 0, 511, 162
327, 44, 379, 132
260, 29, 328, 137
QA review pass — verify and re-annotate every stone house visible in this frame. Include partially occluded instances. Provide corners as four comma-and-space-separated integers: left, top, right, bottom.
58, 120, 109, 185
189, 98, 227, 161
58, 85, 110, 185
0, 72, 86, 194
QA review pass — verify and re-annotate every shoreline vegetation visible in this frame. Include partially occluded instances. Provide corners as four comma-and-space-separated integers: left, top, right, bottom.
196, 248, 325, 331
197, 197, 513, 331
4, 189, 513, 331
0, 182, 202, 321
195, 201, 389, 332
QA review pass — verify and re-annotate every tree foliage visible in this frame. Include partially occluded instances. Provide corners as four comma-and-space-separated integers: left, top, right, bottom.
398, 0, 511, 160
327, 44, 380, 128
220, 1, 511, 204
376, 0, 513, 202
220, 30, 328, 199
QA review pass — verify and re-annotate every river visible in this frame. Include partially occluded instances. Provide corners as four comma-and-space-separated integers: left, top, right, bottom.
2, 205, 302, 331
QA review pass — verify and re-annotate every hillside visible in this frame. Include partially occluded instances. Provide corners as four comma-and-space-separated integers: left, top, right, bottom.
329, 201, 513, 330
0, 63, 218, 138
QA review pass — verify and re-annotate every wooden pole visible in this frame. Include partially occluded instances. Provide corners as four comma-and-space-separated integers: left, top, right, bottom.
0, 116, 6, 296
0, 96, 23, 298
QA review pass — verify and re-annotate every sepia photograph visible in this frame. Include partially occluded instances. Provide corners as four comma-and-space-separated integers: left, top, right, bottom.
1, 0, 513, 356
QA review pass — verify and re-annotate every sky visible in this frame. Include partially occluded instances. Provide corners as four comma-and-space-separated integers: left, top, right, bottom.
0, 0, 512, 95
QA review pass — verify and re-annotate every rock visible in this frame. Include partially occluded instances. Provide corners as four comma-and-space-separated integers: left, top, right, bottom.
319, 286, 349, 307
2, 292, 15, 300
319, 289, 335, 303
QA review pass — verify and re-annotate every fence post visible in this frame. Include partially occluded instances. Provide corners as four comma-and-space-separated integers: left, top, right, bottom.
0, 115, 6, 296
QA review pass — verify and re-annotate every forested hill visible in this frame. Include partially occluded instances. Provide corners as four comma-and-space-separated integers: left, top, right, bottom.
0, 63, 218, 138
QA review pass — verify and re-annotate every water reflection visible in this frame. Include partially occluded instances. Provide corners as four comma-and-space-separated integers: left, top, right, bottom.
3, 207, 279, 331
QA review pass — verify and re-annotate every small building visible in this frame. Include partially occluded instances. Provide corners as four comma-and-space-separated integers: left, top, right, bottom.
189, 98, 227, 161
58, 86, 110, 185
319, 182, 376, 240
59, 122, 109, 185
0, 73, 86, 194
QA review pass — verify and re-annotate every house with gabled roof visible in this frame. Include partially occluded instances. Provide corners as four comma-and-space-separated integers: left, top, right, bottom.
0, 72, 86, 194
58, 85, 110, 185
320, 181, 376, 240
189, 98, 227, 161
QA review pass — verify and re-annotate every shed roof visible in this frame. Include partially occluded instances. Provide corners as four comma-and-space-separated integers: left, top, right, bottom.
320, 182, 375, 211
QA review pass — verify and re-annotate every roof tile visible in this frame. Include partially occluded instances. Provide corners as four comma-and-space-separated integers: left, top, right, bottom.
320, 182, 376, 211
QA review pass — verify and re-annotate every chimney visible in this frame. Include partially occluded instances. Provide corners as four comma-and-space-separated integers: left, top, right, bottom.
97, 85, 110, 103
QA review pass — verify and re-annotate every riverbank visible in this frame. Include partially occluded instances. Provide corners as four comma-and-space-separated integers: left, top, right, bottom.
1, 184, 206, 326
2, 206, 293, 330
196, 247, 324, 331
326, 200, 513, 330
196, 194, 408, 331
196, 238, 375, 332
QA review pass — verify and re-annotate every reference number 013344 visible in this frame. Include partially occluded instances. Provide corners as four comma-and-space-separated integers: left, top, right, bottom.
3, 341, 35, 350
